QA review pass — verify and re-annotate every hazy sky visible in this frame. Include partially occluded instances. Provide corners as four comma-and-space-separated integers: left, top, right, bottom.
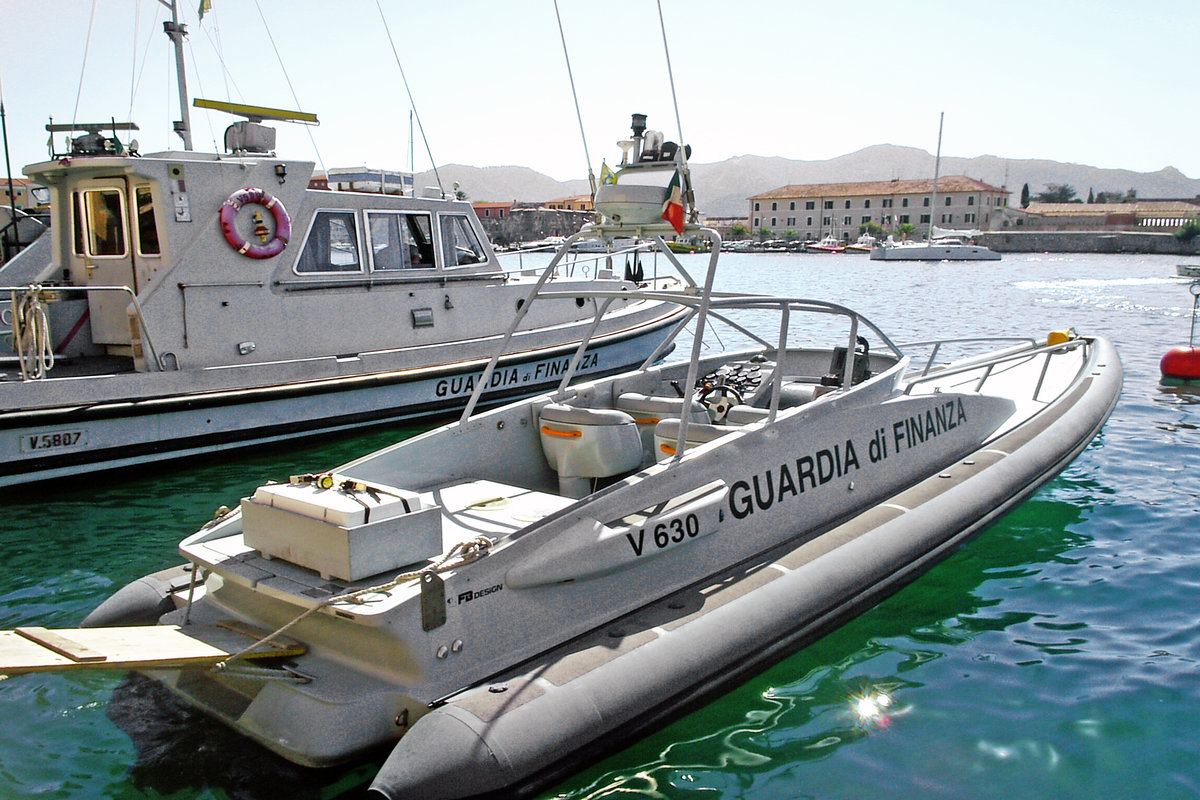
2, 0, 1196, 185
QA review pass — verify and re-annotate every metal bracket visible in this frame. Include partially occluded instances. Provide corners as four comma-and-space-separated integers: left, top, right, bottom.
420, 572, 446, 631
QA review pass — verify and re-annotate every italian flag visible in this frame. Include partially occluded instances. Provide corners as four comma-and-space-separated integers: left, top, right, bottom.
661, 170, 685, 234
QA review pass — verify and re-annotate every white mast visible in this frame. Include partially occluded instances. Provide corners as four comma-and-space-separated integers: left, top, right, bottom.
160, 0, 194, 150
928, 111, 943, 240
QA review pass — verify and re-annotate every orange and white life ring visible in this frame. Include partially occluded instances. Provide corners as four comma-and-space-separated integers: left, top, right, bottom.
220, 187, 291, 259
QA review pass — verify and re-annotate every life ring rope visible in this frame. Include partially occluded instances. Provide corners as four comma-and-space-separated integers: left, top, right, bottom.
220, 187, 291, 259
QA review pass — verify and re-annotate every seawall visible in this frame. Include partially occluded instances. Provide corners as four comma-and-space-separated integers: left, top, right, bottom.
978, 231, 1200, 255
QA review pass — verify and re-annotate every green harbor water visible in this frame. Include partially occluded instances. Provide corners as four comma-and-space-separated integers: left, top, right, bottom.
1, 252, 1197, 799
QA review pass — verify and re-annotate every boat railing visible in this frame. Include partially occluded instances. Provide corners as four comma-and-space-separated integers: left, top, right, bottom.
462, 223, 907, 464
900, 336, 1038, 377
902, 336, 1085, 400
2, 284, 164, 378
459, 228, 702, 421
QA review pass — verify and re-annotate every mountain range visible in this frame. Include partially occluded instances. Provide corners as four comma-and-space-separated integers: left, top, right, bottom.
416, 144, 1200, 218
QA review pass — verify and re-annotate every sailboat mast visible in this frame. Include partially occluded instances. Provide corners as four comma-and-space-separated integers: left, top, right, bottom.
161, 0, 194, 150
928, 111, 943, 239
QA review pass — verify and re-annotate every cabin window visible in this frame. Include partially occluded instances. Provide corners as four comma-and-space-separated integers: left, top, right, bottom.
296, 210, 362, 272
135, 186, 160, 256
439, 215, 485, 266
72, 193, 85, 256
367, 211, 436, 270
80, 188, 127, 257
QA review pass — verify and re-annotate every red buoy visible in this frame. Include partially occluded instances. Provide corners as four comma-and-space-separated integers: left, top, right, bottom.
1161, 345, 1200, 382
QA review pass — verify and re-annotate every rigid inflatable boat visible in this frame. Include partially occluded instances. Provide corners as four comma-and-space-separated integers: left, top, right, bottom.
0, 116, 1122, 800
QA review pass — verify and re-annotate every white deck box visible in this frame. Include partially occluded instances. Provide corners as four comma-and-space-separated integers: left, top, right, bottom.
241, 476, 442, 582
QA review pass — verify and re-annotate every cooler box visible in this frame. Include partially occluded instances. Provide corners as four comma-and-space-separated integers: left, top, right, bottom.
241, 476, 442, 582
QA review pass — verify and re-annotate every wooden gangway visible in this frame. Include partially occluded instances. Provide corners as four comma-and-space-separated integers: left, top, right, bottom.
0, 621, 304, 676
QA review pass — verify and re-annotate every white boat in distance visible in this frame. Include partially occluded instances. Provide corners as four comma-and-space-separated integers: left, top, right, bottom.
870, 112, 1001, 262
0, 13, 685, 488
0, 114, 1122, 799
870, 229, 1002, 261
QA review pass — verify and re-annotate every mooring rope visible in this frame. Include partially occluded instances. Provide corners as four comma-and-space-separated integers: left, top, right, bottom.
12, 286, 55, 380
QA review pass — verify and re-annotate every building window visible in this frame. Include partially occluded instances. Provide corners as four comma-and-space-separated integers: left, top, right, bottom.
882, 198, 892, 208
945, 196, 952, 206
842, 215, 851, 226
964, 213, 976, 223
902, 198, 909, 207
754, 202, 760, 212
861, 215, 871, 224
864, 199, 871, 209
789, 201, 796, 211
806, 201, 815, 210
823, 216, 832, 226
787, 217, 795, 225
754, 217, 760, 226
771, 202, 777, 211
968, 196, 976, 206
900, 214, 910, 224
771, 217, 776, 226
920, 214, 930, 224
807, 216, 813, 225
923, 197, 931, 207
824, 200, 833, 210
844, 200, 851, 209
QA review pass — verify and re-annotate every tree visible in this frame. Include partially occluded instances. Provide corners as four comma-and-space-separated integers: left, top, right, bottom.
453, 181, 467, 201
1033, 183, 1077, 203
730, 223, 749, 240
858, 221, 886, 238
756, 227, 773, 242
1176, 219, 1200, 242
1020, 183, 1030, 208
781, 229, 799, 241
897, 222, 917, 238
1087, 187, 1095, 204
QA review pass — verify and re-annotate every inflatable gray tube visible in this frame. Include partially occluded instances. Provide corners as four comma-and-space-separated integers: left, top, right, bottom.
81, 564, 194, 627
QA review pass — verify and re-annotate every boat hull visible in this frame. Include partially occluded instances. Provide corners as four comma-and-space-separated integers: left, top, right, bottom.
368, 337, 1120, 799
0, 318, 679, 487
869, 243, 1001, 261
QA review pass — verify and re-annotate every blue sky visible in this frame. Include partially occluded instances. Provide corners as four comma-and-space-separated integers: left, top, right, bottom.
2, 0, 1196, 183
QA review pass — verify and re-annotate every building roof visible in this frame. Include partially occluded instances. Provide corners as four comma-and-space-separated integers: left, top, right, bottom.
749, 176, 1005, 201
1025, 201, 1200, 217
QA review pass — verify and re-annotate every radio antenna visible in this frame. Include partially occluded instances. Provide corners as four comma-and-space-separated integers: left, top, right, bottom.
553, 0, 596, 199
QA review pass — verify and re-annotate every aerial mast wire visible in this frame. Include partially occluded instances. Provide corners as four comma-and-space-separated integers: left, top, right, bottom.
656, 0, 695, 220
553, 0, 596, 199
376, 0, 443, 197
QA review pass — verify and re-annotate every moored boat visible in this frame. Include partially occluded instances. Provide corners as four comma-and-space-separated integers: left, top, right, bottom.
806, 233, 846, 253
0, 113, 1122, 800
0, 10, 685, 488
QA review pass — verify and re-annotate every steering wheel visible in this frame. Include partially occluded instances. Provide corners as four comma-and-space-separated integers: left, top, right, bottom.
698, 383, 743, 423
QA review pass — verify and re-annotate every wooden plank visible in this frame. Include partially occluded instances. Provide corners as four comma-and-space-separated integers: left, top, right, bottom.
15, 627, 107, 663
0, 623, 306, 676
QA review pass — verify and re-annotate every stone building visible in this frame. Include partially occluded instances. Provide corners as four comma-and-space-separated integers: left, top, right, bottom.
748, 176, 1008, 240
994, 201, 1200, 232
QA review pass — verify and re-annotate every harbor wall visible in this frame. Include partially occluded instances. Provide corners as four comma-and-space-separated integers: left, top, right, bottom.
478, 209, 592, 247
978, 230, 1200, 255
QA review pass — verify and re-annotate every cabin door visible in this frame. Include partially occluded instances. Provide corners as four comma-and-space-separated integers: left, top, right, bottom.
71, 178, 151, 347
